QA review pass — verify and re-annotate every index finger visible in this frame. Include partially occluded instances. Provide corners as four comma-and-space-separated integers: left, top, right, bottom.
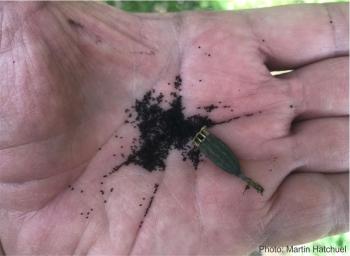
246, 3, 349, 70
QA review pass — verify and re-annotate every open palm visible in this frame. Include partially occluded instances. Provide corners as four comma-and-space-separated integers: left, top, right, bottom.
0, 2, 348, 255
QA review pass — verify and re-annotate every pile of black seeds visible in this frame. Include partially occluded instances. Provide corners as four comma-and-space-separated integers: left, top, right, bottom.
123, 75, 214, 171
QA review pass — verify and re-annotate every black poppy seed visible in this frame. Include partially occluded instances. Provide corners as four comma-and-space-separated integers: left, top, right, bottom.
330, 20, 333, 23
245, 113, 254, 117
199, 79, 202, 82
100, 190, 105, 195
98, 147, 101, 150
121, 145, 123, 148
120, 136, 123, 139
125, 109, 129, 113
121, 153, 125, 158
91, 208, 93, 211
113, 154, 116, 157
139, 204, 142, 206
142, 197, 145, 200
203, 104, 218, 113
125, 120, 129, 123
115, 75, 214, 172
86, 216, 89, 219
80, 190, 84, 193
110, 188, 114, 192
87, 212, 90, 215
262, 39, 265, 42
218, 101, 222, 104
198, 46, 201, 49
103, 175, 107, 178
289, 105, 294, 108
104, 200, 107, 203
258, 111, 263, 114
101, 182, 104, 185
128, 113, 132, 118
208, 54, 211, 57
153, 183, 159, 194
71, 187, 74, 191
80, 212, 83, 215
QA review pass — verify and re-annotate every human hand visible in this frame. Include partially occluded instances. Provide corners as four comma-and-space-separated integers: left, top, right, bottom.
0, 2, 348, 255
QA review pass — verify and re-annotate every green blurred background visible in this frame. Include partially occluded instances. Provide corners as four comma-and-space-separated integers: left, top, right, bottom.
106, 0, 348, 12
105, 1, 349, 255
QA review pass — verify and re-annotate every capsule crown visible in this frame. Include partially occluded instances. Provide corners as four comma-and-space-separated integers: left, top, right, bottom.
192, 126, 209, 147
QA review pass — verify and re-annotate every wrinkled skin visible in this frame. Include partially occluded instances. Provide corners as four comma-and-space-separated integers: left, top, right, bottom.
0, 2, 348, 255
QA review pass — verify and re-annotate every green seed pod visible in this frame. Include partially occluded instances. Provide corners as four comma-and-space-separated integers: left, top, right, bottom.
193, 126, 264, 195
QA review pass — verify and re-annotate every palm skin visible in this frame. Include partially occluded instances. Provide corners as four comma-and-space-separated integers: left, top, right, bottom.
0, 2, 348, 255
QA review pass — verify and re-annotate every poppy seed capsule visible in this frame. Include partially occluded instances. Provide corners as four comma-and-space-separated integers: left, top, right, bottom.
192, 126, 264, 195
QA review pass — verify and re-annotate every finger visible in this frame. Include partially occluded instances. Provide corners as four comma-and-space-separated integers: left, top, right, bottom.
246, 3, 349, 69
290, 117, 348, 173
264, 172, 348, 246
279, 56, 349, 119
243, 117, 349, 199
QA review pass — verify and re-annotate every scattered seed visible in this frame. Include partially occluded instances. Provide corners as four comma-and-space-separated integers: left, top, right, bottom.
110, 188, 114, 192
